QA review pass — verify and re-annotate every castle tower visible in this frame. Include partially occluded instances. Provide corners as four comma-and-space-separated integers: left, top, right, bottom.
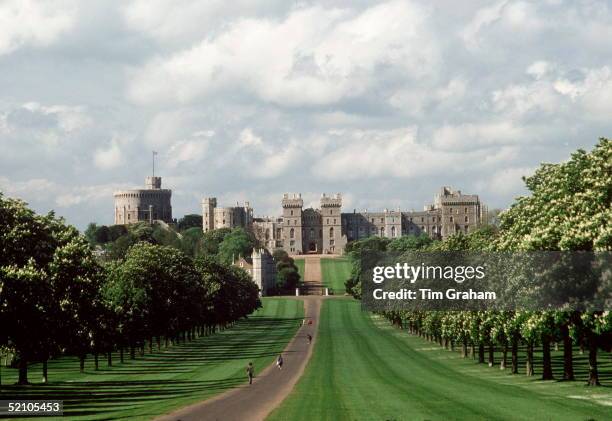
113, 176, 172, 225
282, 193, 304, 255
321, 193, 342, 254
202, 197, 217, 232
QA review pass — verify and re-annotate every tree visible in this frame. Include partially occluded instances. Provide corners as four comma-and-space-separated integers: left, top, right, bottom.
0, 194, 103, 384
497, 138, 611, 385
201, 228, 232, 256
218, 228, 254, 265
178, 214, 203, 231
104, 243, 202, 358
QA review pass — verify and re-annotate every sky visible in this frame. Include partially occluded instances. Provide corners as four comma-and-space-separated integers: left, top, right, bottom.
0, 0, 611, 230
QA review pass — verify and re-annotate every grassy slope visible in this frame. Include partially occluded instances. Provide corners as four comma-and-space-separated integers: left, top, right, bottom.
0, 298, 303, 421
320, 258, 351, 294
294, 259, 305, 282
268, 299, 611, 421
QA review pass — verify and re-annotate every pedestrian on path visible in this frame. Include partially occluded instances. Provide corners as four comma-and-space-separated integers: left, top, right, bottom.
246, 362, 254, 384
276, 354, 283, 370
307, 334, 312, 344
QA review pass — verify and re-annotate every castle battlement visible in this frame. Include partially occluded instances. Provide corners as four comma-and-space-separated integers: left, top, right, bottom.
282, 193, 304, 208
320, 193, 342, 207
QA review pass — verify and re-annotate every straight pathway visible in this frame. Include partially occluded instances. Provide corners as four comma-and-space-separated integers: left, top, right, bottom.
301, 255, 324, 295
154, 296, 322, 421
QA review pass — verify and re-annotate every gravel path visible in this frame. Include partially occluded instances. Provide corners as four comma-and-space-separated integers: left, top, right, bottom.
154, 296, 322, 421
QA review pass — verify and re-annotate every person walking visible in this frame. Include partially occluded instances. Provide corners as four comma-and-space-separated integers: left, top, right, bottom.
276, 354, 284, 370
307, 334, 312, 344
246, 362, 254, 384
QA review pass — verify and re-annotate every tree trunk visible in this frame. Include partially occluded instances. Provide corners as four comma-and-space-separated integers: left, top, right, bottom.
450, 339, 455, 352
500, 343, 507, 370
149, 337, 153, 354
541, 335, 554, 380
130, 345, 135, 360
107, 351, 112, 367
488, 344, 495, 367
94, 353, 99, 371
478, 344, 485, 364
157, 336, 161, 350
526, 342, 534, 376
120, 348, 124, 363
461, 339, 468, 358
471, 343, 476, 359
587, 336, 600, 386
561, 325, 574, 380
42, 359, 48, 384
79, 355, 85, 373
511, 339, 518, 374
17, 357, 28, 385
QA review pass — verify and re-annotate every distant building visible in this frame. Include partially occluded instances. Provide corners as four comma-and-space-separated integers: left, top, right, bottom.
249, 187, 483, 255
204, 186, 483, 256
234, 248, 277, 296
202, 197, 253, 232
114, 176, 172, 225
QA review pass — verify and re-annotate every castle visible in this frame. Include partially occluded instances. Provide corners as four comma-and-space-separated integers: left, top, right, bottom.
202, 187, 484, 255
113, 176, 172, 225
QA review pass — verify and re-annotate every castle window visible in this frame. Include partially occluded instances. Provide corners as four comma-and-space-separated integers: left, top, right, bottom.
310, 228, 315, 239
319, 229, 322, 238
290, 228, 295, 239
333, 218, 336, 224
450, 216, 454, 223
380, 227, 384, 236
291, 210, 294, 216
330, 239, 335, 246
421, 217, 424, 222
465, 216, 469, 223
381, 218, 384, 223
391, 226, 396, 237
465, 207, 468, 213
329, 227, 334, 238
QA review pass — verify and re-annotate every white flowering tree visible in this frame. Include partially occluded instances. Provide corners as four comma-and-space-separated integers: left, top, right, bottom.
497, 138, 611, 385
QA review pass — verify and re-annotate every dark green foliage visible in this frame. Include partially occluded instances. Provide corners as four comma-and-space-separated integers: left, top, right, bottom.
218, 227, 255, 265
272, 249, 301, 291
177, 214, 203, 231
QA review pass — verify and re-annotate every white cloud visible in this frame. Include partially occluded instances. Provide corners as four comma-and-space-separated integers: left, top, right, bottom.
128, 1, 438, 106
166, 138, 208, 168
21, 102, 92, 132
94, 137, 125, 170
311, 128, 514, 181
239, 128, 263, 147
526, 60, 553, 79
554, 66, 612, 120
484, 166, 534, 196
432, 122, 527, 150
0, 0, 77, 55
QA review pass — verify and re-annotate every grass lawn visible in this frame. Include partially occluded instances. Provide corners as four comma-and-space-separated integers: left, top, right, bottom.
268, 299, 611, 421
294, 258, 305, 281
0, 297, 303, 421
320, 257, 351, 294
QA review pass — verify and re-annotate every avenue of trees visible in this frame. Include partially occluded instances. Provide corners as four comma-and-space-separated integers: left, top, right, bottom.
1, 197, 261, 385
352, 138, 611, 386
